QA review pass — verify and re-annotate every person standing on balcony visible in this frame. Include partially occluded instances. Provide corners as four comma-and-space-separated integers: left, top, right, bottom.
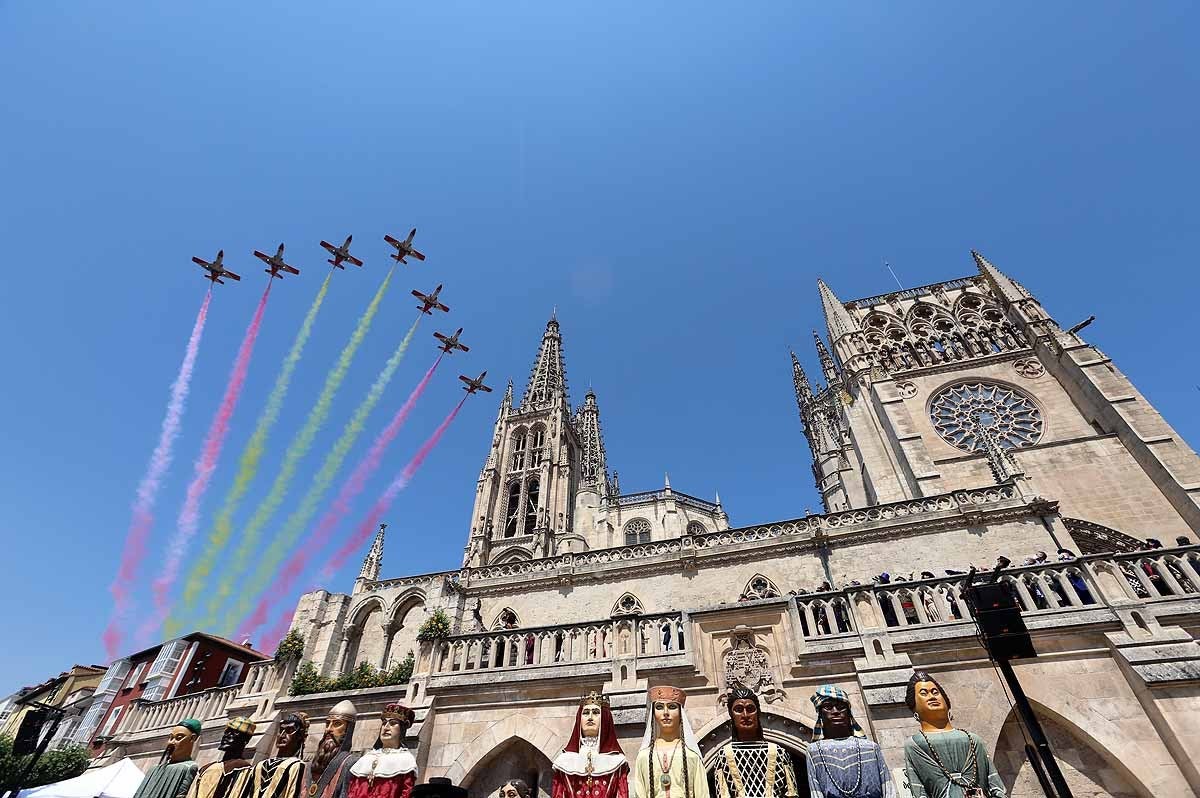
342, 703, 418, 798
132, 719, 202, 798
306, 701, 360, 798
248, 712, 309, 798
186, 717, 256, 798
551, 691, 629, 798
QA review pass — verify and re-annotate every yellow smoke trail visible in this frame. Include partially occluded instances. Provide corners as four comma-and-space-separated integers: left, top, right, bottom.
199, 267, 395, 628
217, 314, 421, 636
164, 273, 333, 637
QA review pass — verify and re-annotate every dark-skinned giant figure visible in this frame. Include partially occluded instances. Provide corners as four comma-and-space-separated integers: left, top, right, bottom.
804, 686, 894, 798
712, 684, 798, 798
185, 718, 257, 798
248, 712, 310, 798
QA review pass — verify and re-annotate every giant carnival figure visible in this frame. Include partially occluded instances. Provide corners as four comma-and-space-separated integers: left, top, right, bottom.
551, 691, 630, 798
248, 712, 309, 798
132, 719, 202, 798
633, 686, 709, 798
185, 717, 257, 798
306, 701, 360, 798
902, 672, 1006, 798
712, 684, 798, 798
804, 686, 894, 798
343, 703, 419, 798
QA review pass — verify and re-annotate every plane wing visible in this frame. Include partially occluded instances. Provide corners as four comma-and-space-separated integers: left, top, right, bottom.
412, 290, 427, 300
345, 255, 364, 267
410, 250, 426, 261
433, 332, 448, 342
319, 241, 337, 255
458, 343, 470, 352
284, 265, 300, 275
436, 302, 449, 313
383, 234, 402, 247
253, 250, 271, 263
192, 256, 210, 267
225, 270, 242, 281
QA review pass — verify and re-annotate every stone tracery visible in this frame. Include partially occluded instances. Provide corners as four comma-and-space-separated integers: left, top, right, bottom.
929, 381, 1043, 452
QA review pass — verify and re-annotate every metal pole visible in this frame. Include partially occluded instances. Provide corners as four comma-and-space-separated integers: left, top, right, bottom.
996, 657, 1074, 798
1025, 743, 1059, 798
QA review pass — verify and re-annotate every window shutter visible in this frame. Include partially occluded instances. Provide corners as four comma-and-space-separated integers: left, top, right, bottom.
96, 661, 132, 695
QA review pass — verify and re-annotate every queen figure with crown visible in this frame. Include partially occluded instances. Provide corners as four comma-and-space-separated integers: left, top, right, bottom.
551, 691, 629, 798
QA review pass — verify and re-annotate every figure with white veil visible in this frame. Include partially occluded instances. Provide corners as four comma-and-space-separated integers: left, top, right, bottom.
633, 686, 710, 798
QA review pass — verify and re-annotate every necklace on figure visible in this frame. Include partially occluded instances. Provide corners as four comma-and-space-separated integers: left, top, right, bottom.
657, 741, 680, 795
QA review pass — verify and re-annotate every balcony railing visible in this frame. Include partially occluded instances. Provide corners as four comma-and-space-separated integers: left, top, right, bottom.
430, 613, 686, 675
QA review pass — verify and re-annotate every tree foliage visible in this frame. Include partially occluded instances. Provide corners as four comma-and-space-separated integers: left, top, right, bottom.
0, 736, 91, 792
274, 630, 305, 665
416, 609, 452, 642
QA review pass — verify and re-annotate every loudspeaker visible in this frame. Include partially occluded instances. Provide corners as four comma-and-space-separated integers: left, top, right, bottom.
968, 581, 1037, 660
12, 707, 48, 756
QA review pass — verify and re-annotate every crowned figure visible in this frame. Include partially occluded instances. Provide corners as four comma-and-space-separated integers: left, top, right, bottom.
551, 691, 630, 798
804, 686, 894, 798
343, 703, 419, 798
185, 717, 257, 798
132, 720, 202, 798
305, 700, 360, 798
633, 686, 709, 798
248, 712, 309, 798
902, 672, 1006, 798
713, 685, 798, 798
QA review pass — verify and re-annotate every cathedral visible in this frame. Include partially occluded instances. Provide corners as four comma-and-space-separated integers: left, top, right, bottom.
104, 252, 1200, 798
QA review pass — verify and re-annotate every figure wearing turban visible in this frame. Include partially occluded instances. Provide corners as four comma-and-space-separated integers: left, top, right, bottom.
551, 691, 629, 798
804, 686, 894, 798
185, 717, 257, 798
633, 686, 709, 798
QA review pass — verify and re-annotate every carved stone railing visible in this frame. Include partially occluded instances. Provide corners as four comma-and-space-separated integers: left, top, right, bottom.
118, 684, 242, 736
429, 612, 686, 675
848, 277, 978, 310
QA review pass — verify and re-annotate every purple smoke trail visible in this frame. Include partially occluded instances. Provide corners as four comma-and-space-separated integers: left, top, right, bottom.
258, 396, 469, 652
103, 290, 212, 657
139, 281, 272, 643
235, 354, 445, 639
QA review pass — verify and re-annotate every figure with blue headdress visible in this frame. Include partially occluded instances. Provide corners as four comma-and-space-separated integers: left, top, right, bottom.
804, 687, 895, 798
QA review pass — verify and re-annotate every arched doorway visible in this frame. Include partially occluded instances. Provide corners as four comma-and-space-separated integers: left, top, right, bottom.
696, 710, 813, 798
461, 736, 555, 798
993, 706, 1150, 798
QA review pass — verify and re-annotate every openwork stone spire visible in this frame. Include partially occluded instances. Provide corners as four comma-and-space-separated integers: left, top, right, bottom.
791, 350, 813, 408
359, 523, 386, 581
813, 330, 839, 385
521, 315, 570, 409
576, 390, 609, 490
817, 278, 857, 342
972, 249, 1031, 306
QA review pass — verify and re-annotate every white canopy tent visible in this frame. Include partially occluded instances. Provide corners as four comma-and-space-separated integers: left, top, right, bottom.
18, 758, 145, 798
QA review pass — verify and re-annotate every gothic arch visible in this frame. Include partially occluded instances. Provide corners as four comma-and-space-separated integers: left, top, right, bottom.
741, 573, 782, 600
347, 595, 387, 628
491, 607, 521, 630
624, 517, 652, 545
445, 714, 561, 790
492, 546, 533, 564
694, 703, 815, 765
611, 592, 644, 616
387, 588, 427, 620
686, 520, 707, 536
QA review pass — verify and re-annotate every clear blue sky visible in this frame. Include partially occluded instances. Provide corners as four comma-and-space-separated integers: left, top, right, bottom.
1, 1, 1197, 692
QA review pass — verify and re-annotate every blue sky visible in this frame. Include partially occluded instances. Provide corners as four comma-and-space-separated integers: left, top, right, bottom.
1, 1, 1197, 691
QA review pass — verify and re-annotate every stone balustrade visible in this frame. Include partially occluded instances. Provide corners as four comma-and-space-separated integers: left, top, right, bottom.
430, 612, 686, 675
120, 684, 241, 735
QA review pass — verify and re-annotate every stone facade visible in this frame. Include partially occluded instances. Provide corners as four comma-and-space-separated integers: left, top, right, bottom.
103, 253, 1200, 798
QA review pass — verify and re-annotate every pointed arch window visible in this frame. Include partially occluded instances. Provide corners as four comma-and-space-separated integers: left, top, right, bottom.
492, 608, 520, 630
611, 592, 644, 616
624, 518, 651, 546
524, 478, 540, 533
530, 425, 546, 466
686, 521, 706, 536
504, 482, 521, 537
510, 432, 527, 471
741, 574, 781, 600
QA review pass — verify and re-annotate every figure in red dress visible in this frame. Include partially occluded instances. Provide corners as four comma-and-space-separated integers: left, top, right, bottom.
344, 703, 418, 798
551, 691, 629, 798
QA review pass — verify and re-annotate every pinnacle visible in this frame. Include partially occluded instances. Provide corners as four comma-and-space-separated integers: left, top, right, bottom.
972, 249, 1030, 304
817, 278, 857, 342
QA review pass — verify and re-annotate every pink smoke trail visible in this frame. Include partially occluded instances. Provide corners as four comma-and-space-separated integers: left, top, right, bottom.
235, 353, 445, 639
257, 396, 470, 652
138, 281, 272, 643
102, 290, 212, 657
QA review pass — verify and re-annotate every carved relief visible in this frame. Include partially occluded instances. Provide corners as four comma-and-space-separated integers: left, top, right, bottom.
896, 380, 918, 398
720, 628, 783, 704
1013, 357, 1045, 379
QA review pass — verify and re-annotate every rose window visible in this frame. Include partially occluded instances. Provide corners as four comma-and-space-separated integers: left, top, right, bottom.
930, 382, 1043, 452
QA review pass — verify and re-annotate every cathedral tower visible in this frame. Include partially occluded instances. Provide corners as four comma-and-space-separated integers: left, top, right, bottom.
794, 252, 1200, 542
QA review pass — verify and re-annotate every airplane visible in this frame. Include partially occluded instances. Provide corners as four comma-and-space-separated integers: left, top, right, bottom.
190, 250, 241, 284
253, 243, 300, 279
383, 228, 426, 264
412, 284, 449, 315
459, 371, 493, 395
318, 235, 364, 269
433, 328, 470, 354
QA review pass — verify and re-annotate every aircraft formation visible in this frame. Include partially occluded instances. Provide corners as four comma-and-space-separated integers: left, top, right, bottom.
187, 228, 489, 393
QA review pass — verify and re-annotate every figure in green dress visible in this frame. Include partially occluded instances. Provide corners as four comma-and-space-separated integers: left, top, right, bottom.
902, 672, 1006, 798
132, 720, 203, 798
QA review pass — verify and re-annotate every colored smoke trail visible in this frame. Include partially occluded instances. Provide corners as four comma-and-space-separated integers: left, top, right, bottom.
218, 315, 423, 636
259, 396, 468, 652
235, 352, 444, 639
166, 272, 332, 637
201, 267, 395, 629
102, 290, 211, 657
138, 282, 272, 643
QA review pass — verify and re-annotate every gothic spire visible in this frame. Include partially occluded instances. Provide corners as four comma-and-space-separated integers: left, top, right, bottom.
501, 379, 514, 411
359, 523, 386, 582
972, 250, 1030, 306
521, 315, 570, 410
791, 350, 813, 409
817, 278, 857, 342
576, 389, 609, 491
813, 330, 839, 385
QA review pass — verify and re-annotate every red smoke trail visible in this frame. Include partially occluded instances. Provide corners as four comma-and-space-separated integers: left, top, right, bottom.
235, 354, 445, 639
258, 396, 469, 652
139, 282, 272, 643
102, 290, 212, 657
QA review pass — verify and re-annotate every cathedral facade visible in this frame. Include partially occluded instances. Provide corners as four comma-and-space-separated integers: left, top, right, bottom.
106, 253, 1200, 798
